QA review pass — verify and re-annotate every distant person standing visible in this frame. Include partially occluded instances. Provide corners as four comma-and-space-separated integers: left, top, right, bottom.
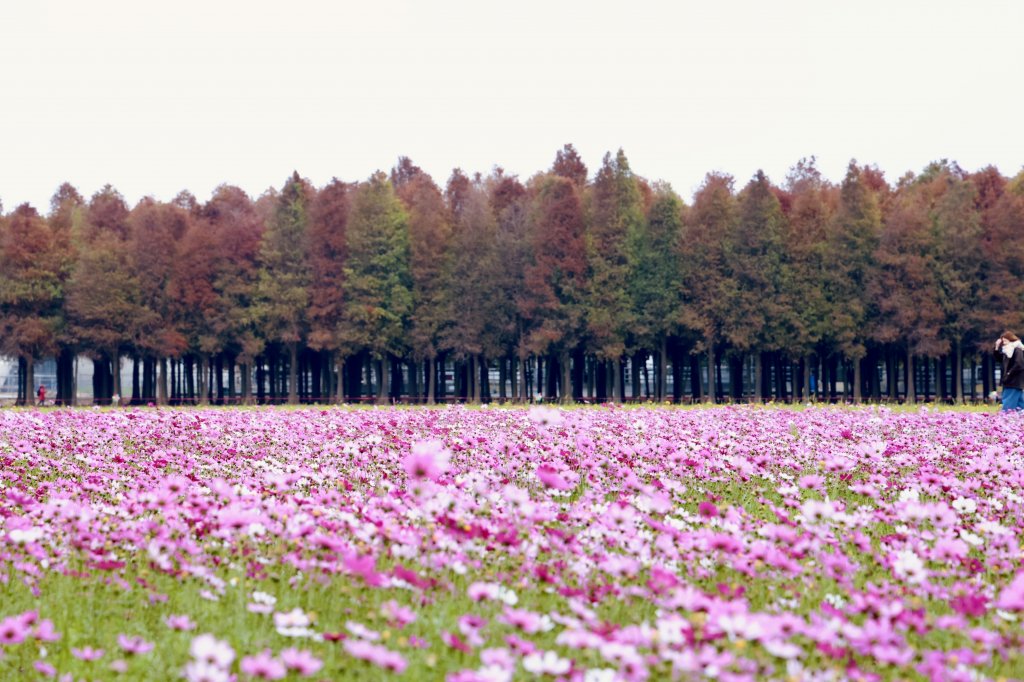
37, 384, 46, 406
995, 331, 1024, 411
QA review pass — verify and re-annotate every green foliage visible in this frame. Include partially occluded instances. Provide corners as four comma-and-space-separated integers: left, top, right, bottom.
340, 172, 413, 358
628, 186, 683, 348
255, 172, 313, 347
586, 150, 645, 360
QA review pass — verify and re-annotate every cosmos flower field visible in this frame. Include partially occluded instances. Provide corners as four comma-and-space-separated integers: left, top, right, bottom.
2, 406, 1024, 681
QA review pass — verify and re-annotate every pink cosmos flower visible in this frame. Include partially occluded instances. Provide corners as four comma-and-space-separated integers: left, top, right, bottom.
279, 647, 323, 676
343, 639, 407, 673
71, 646, 105, 661
0, 616, 29, 645
34, 660, 56, 677
996, 572, 1024, 611
165, 614, 196, 631
240, 649, 286, 680
468, 581, 500, 601
403, 440, 450, 481
536, 465, 573, 491
697, 501, 718, 518
33, 619, 61, 642
118, 634, 154, 655
380, 600, 417, 628
500, 607, 545, 634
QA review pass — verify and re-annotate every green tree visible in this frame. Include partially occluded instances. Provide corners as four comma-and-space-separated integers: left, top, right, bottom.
628, 184, 684, 401
926, 165, 984, 403
586, 149, 644, 401
727, 170, 792, 401
680, 173, 736, 402
440, 178, 503, 403
255, 172, 313, 404
782, 159, 835, 398
341, 172, 412, 403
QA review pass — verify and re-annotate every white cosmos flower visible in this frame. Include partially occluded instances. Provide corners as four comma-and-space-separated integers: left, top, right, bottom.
8, 527, 43, 544
189, 634, 235, 669
952, 497, 976, 514
523, 650, 571, 675
959, 530, 984, 547
892, 549, 927, 584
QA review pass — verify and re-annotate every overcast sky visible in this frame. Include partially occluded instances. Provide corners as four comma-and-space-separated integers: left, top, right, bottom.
2, 0, 1022, 211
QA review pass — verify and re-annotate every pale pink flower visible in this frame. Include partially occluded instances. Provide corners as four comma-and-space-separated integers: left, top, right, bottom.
403, 440, 451, 481
34, 660, 56, 677
71, 646, 105, 661
280, 647, 323, 676
183, 660, 231, 682
165, 614, 196, 631
380, 600, 417, 628
33, 619, 61, 642
239, 649, 286, 680
117, 634, 154, 655
189, 634, 235, 669
996, 572, 1024, 611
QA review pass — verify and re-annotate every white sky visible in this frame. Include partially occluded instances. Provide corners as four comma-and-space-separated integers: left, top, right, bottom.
1, 0, 1022, 211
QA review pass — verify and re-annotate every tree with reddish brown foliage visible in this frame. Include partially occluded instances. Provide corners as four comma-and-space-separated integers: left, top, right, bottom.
0, 204, 66, 404
394, 165, 451, 403
521, 174, 588, 403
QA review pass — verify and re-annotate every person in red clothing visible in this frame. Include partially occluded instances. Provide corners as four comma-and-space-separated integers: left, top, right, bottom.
37, 384, 46, 406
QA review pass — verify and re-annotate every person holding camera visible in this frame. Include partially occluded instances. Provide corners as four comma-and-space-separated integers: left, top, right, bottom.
995, 331, 1024, 411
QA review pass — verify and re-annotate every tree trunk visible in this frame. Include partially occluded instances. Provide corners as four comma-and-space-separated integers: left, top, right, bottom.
852, 355, 862, 403
906, 348, 916, 405
408, 358, 419, 402
671, 345, 683, 403
287, 342, 299, 405
560, 350, 571, 405
184, 356, 194, 403
519, 355, 529, 403
237, 362, 249, 405
132, 357, 141, 404
375, 357, 386, 404
754, 352, 763, 402
658, 337, 668, 403
511, 356, 520, 402
631, 352, 641, 402
111, 349, 122, 404
427, 356, 436, 405
706, 343, 716, 403
479, 355, 489, 402
690, 353, 702, 402
333, 355, 343, 404
25, 356, 35, 407
197, 354, 209, 406
954, 341, 963, 404
157, 358, 168, 406
214, 355, 223, 404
